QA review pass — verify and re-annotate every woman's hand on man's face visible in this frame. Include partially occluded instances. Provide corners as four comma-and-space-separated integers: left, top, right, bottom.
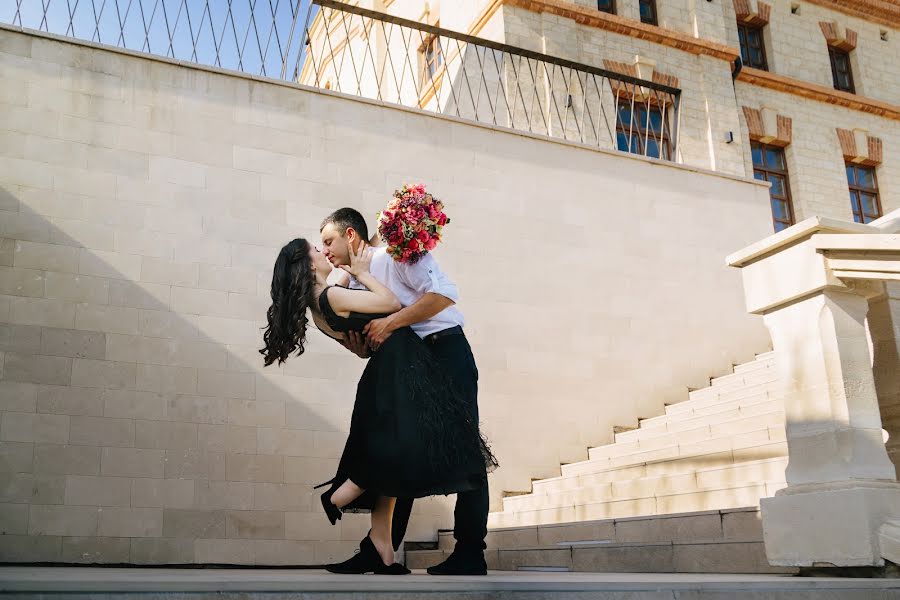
339, 242, 371, 277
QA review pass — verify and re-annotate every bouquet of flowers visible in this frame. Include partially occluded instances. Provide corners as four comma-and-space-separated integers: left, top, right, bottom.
376, 183, 449, 264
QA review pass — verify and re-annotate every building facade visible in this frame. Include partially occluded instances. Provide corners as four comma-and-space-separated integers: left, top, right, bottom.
303, 0, 899, 233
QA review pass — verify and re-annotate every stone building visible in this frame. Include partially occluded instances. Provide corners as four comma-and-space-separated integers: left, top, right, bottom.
0, 0, 897, 573
302, 0, 899, 231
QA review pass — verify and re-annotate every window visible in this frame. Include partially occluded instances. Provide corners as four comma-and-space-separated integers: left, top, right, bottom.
421, 33, 443, 84
616, 101, 671, 160
738, 23, 768, 70
846, 164, 881, 223
597, 0, 615, 14
639, 0, 657, 25
829, 46, 855, 93
751, 142, 794, 232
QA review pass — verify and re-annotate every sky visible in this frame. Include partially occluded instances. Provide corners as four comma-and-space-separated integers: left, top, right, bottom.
3, 0, 317, 79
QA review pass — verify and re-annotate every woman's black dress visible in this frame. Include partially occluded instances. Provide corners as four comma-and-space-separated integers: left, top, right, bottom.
318, 286, 497, 511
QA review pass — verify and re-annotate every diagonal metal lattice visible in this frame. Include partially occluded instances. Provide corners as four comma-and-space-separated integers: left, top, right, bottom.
5, 0, 681, 159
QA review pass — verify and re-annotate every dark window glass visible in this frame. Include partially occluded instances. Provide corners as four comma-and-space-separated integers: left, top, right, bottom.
829, 46, 855, 93
738, 24, 768, 70
639, 0, 657, 25
752, 142, 794, 232
598, 0, 615, 14
846, 164, 881, 223
616, 101, 672, 160
422, 34, 443, 83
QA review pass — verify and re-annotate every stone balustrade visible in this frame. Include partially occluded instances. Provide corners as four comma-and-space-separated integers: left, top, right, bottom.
728, 209, 900, 569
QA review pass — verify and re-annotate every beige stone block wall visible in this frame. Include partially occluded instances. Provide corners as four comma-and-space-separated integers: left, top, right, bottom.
735, 81, 899, 223
0, 27, 770, 563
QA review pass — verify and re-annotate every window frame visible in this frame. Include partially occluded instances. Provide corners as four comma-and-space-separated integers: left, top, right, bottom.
737, 22, 769, 71
639, 0, 658, 26
828, 45, 855, 93
597, 0, 616, 15
419, 30, 444, 85
846, 163, 882, 224
615, 99, 673, 161
751, 141, 795, 232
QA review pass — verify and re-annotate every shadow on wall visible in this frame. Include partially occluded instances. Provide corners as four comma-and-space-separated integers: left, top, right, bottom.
0, 188, 456, 565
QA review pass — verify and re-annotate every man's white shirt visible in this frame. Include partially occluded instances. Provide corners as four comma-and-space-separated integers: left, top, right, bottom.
347, 247, 465, 338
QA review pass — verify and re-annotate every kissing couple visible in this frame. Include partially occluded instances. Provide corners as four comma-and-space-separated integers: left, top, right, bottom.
261, 185, 498, 575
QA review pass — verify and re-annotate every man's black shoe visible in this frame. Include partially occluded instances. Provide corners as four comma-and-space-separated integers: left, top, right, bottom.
426, 551, 488, 576
325, 535, 411, 575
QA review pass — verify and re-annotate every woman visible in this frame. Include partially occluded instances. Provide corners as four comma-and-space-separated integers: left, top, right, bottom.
260, 238, 497, 574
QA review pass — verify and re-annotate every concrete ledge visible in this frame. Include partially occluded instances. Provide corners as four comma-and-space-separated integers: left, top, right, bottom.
1, 567, 898, 596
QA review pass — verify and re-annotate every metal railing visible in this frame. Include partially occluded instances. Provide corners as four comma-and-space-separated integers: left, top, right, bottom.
4, 0, 681, 160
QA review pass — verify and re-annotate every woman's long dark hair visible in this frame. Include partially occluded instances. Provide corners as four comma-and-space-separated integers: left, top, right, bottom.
260, 238, 316, 366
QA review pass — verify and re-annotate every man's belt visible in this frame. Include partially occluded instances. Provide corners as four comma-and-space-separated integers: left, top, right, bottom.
424, 325, 464, 344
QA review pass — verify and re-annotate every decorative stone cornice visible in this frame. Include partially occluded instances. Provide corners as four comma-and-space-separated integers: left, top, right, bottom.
836, 128, 883, 166
737, 67, 900, 122
742, 106, 792, 147
498, 0, 739, 61
803, 0, 900, 30
819, 21, 858, 52
733, 0, 772, 27
604, 58, 679, 104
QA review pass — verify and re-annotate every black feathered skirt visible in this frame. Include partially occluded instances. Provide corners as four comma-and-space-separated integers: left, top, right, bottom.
327, 327, 497, 511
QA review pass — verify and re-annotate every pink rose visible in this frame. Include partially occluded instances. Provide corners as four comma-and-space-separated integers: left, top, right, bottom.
425, 238, 437, 251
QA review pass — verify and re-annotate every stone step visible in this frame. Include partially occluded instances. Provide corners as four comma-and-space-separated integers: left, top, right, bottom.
583, 424, 783, 470
407, 539, 795, 574
8, 566, 900, 599
506, 459, 786, 513
527, 456, 788, 502
731, 352, 776, 374
610, 407, 783, 449
673, 379, 777, 413
475, 508, 765, 551
616, 392, 777, 443
492, 480, 786, 528
635, 382, 777, 430
552, 438, 787, 487
709, 364, 778, 389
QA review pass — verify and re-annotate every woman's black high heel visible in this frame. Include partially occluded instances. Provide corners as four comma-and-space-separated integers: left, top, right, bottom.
314, 479, 343, 525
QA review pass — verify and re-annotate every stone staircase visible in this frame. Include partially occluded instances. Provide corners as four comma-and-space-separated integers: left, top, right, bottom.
407, 351, 793, 573
406, 508, 795, 574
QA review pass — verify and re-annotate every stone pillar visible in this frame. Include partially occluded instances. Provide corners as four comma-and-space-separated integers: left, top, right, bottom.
869, 283, 900, 477
763, 290, 895, 486
728, 216, 900, 568
760, 289, 900, 567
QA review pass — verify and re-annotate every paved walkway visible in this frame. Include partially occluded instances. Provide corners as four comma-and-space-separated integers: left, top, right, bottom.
1, 567, 898, 598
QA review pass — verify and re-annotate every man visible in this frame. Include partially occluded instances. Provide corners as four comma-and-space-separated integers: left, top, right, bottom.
320, 207, 490, 576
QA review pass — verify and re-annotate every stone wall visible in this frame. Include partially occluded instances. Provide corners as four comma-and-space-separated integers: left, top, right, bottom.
0, 26, 771, 564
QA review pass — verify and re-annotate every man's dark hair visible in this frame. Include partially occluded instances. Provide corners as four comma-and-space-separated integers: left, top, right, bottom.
320, 207, 369, 241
